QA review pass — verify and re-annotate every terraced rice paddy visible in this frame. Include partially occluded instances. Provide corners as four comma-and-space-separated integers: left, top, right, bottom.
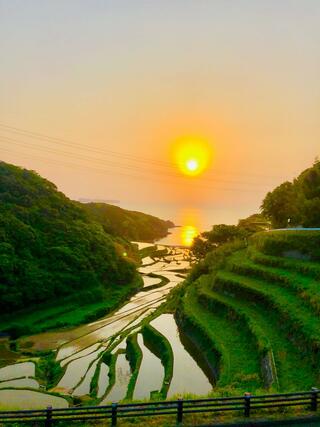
3, 231, 318, 410
179, 233, 320, 393
0, 244, 214, 408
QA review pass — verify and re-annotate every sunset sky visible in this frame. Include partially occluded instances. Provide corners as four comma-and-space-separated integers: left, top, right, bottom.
1, 0, 319, 229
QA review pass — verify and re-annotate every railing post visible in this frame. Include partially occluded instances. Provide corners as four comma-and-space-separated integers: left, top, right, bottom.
177, 398, 183, 424
45, 406, 53, 427
311, 387, 318, 411
244, 392, 251, 417
111, 402, 118, 426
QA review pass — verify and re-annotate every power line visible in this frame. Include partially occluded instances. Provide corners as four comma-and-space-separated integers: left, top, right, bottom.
0, 121, 283, 181
0, 134, 275, 188
0, 122, 174, 169
0, 145, 273, 194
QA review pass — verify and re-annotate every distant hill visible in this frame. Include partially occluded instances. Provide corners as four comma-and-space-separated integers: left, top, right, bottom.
82, 202, 174, 242
0, 161, 138, 316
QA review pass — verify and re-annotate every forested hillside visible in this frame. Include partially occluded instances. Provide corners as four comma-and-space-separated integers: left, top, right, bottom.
0, 162, 138, 315
82, 202, 174, 242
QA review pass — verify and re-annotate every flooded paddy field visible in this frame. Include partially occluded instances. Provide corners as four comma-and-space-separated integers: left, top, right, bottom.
0, 244, 215, 409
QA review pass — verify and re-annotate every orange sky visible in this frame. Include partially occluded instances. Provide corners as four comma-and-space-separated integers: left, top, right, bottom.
0, 1, 319, 225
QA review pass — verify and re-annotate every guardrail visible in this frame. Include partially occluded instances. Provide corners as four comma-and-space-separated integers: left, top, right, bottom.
0, 389, 318, 425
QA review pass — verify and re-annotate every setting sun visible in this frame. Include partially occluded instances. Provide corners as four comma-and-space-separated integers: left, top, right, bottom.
186, 159, 199, 172
172, 136, 212, 177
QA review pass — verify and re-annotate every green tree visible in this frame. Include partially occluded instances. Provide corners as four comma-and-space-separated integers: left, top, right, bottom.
261, 182, 300, 228
294, 159, 320, 227
192, 224, 245, 258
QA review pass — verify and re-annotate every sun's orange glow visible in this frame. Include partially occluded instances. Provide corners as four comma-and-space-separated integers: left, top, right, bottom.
172, 136, 212, 176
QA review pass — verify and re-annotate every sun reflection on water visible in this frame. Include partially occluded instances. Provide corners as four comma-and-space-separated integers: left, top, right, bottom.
155, 207, 203, 247
180, 225, 199, 247
177, 208, 203, 246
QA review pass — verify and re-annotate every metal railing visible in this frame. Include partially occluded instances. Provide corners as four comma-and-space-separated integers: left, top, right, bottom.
0, 389, 318, 425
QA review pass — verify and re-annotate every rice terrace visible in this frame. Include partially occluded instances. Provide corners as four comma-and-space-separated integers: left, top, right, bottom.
0, 1, 320, 426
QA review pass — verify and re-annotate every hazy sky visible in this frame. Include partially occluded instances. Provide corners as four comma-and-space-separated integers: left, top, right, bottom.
1, 0, 319, 224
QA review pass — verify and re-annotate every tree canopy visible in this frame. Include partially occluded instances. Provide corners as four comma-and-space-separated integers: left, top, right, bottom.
0, 162, 137, 314
82, 202, 174, 242
261, 160, 320, 228
192, 214, 268, 258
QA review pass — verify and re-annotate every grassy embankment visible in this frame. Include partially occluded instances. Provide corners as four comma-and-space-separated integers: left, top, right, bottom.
178, 230, 320, 395
141, 324, 174, 399
0, 273, 143, 340
125, 333, 143, 400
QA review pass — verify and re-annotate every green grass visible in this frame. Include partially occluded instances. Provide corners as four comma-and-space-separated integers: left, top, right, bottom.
141, 324, 173, 398
36, 351, 63, 389
248, 247, 320, 279
0, 275, 142, 338
99, 352, 117, 402
199, 280, 315, 391
250, 230, 320, 260
214, 269, 320, 351
229, 250, 320, 314
125, 333, 143, 400
178, 237, 320, 393
181, 276, 262, 392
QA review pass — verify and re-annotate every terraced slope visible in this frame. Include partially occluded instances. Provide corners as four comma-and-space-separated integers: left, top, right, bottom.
179, 233, 320, 393
181, 278, 263, 391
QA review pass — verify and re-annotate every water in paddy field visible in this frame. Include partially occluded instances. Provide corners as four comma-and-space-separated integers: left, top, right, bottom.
101, 353, 132, 403
56, 349, 102, 393
0, 362, 35, 380
0, 389, 68, 409
73, 358, 100, 396
97, 362, 109, 398
150, 314, 213, 397
133, 334, 164, 400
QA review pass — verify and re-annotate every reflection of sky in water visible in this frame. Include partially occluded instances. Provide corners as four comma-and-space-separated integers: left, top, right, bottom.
73, 359, 99, 396
134, 334, 164, 400
0, 362, 35, 381
97, 362, 109, 398
151, 314, 212, 397
0, 389, 68, 409
101, 354, 131, 403
60, 343, 101, 365
57, 349, 102, 391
